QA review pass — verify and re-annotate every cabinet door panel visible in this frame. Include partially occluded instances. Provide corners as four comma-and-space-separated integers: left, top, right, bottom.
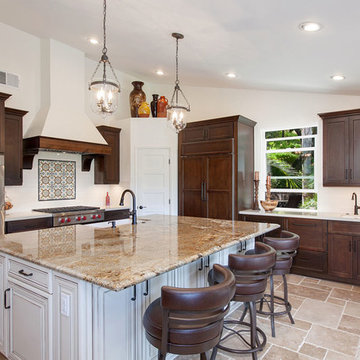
181, 126, 206, 143
323, 117, 349, 185
328, 234, 353, 278
5, 112, 23, 186
349, 116, 360, 184
292, 250, 327, 275
207, 122, 234, 140
180, 157, 205, 217
206, 155, 233, 220
287, 218, 327, 252
8, 282, 50, 360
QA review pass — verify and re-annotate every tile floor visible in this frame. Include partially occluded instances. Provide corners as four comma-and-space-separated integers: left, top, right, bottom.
176, 274, 360, 360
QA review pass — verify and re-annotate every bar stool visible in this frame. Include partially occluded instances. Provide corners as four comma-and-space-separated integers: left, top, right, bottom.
258, 230, 300, 337
143, 264, 235, 360
209, 242, 276, 360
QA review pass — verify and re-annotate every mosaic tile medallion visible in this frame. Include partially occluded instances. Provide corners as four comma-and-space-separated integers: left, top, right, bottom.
38, 160, 76, 201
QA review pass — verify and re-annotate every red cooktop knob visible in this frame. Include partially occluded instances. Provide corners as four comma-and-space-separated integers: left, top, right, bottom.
60, 218, 65, 224
92, 215, 96, 219
83, 216, 87, 220
97, 214, 101, 219
67, 218, 71, 223
76, 216, 81, 221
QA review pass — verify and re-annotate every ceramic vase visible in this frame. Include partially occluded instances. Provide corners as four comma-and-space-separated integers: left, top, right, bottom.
138, 102, 150, 118
129, 81, 146, 117
150, 94, 159, 117
157, 96, 168, 118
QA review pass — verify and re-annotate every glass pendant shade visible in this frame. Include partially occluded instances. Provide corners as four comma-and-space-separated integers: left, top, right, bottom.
167, 33, 190, 133
89, 79, 119, 115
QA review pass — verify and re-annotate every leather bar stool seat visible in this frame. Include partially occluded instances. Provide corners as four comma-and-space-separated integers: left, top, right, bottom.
143, 264, 235, 360
209, 242, 276, 360
258, 230, 300, 337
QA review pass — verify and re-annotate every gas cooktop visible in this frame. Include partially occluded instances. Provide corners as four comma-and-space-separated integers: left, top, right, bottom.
33, 206, 104, 226
33, 206, 100, 214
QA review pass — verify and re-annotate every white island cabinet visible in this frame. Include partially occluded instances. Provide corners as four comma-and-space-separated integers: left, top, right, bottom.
0, 240, 251, 360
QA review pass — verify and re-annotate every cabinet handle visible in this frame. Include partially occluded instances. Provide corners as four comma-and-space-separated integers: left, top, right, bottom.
203, 182, 207, 201
4, 288, 10, 309
143, 280, 149, 296
353, 240, 357, 253
18, 269, 33, 277
200, 182, 204, 201
198, 258, 204, 271
205, 256, 210, 268
131, 285, 136, 301
349, 240, 352, 252
345, 169, 348, 180
350, 169, 353, 180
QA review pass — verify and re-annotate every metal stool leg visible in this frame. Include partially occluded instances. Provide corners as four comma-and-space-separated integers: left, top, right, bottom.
270, 274, 276, 337
283, 274, 295, 324
210, 347, 218, 360
240, 302, 248, 322
249, 301, 258, 360
158, 350, 166, 359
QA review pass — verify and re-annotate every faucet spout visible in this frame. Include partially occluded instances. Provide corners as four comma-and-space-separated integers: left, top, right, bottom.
120, 189, 137, 225
352, 192, 359, 215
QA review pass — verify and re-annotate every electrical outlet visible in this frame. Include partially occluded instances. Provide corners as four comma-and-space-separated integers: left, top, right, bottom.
60, 293, 70, 317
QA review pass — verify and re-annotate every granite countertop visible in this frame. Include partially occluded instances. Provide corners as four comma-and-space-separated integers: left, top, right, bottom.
0, 215, 278, 291
239, 209, 360, 222
5, 206, 130, 222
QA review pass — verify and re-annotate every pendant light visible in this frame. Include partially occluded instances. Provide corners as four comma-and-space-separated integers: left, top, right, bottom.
167, 33, 190, 133
89, 0, 120, 116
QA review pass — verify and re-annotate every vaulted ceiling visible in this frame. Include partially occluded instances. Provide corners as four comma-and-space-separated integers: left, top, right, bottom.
1, 0, 360, 94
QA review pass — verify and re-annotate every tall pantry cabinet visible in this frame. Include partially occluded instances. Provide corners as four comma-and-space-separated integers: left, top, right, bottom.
178, 115, 256, 220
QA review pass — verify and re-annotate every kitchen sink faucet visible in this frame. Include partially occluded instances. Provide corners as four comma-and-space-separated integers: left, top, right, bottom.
352, 192, 359, 215
120, 189, 137, 225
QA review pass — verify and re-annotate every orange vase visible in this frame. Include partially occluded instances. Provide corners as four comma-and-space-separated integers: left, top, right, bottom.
157, 96, 168, 118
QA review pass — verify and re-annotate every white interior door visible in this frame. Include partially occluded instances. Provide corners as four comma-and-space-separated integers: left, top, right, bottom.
136, 148, 171, 216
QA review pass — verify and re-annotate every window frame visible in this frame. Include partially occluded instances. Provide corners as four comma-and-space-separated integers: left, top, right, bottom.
262, 125, 318, 211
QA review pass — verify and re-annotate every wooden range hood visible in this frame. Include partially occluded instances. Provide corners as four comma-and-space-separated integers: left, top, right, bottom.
23, 136, 111, 171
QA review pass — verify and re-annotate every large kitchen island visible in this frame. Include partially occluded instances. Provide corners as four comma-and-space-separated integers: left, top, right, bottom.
0, 215, 278, 360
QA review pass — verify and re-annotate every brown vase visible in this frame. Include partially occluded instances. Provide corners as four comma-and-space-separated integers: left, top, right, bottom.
129, 81, 146, 117
157, 96, 168, 118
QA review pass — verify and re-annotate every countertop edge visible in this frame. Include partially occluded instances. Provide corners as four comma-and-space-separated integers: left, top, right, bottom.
239, 209, 360, 222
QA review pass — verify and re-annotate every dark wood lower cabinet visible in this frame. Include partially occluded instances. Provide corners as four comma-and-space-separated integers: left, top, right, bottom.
240, 214, 360, 285
5, 217, 53, 234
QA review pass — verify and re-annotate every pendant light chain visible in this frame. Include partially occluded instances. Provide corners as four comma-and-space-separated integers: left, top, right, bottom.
102, 0, 107, 55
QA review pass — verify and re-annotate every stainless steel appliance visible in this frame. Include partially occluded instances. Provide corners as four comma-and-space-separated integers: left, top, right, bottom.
33, 206, 105, 227
0, 155, 4, 235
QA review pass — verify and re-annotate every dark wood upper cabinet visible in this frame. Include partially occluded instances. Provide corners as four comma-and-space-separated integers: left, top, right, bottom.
94, 126, 121, 184
0, 92, 11, 154
320, 109, 360, 186
179, 115, 256, 220
5, 107, 27, 186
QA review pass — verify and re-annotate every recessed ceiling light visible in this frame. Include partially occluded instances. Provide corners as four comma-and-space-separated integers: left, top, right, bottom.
299, 22, 322, 32
226, 73, 236, 78
156, 70, 164, 76
331, 74, 345, 81
89, 38, 99, 45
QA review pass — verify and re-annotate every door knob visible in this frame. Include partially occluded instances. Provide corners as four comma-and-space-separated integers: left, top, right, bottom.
138, 205, 147, 209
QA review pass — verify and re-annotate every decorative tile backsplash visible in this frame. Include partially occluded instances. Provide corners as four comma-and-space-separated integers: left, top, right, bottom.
38, 160, 76, 201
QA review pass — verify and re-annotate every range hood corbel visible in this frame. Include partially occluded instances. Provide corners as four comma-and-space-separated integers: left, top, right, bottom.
23, 136, 111, 171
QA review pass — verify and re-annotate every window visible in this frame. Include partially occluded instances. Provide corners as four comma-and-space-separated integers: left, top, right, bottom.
265, 127, 317, 210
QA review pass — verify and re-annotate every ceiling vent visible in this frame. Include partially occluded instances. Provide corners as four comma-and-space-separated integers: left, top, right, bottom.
0, 71, 20, 88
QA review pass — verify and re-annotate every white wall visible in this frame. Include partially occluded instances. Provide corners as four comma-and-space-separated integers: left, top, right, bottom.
0, 22, 153, 212
151, 83, 360, 213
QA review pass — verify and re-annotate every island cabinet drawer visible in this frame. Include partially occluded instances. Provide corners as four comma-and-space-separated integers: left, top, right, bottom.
286, 218, 327, 252
8, 258, 51, 293
328, 221, 360, 235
